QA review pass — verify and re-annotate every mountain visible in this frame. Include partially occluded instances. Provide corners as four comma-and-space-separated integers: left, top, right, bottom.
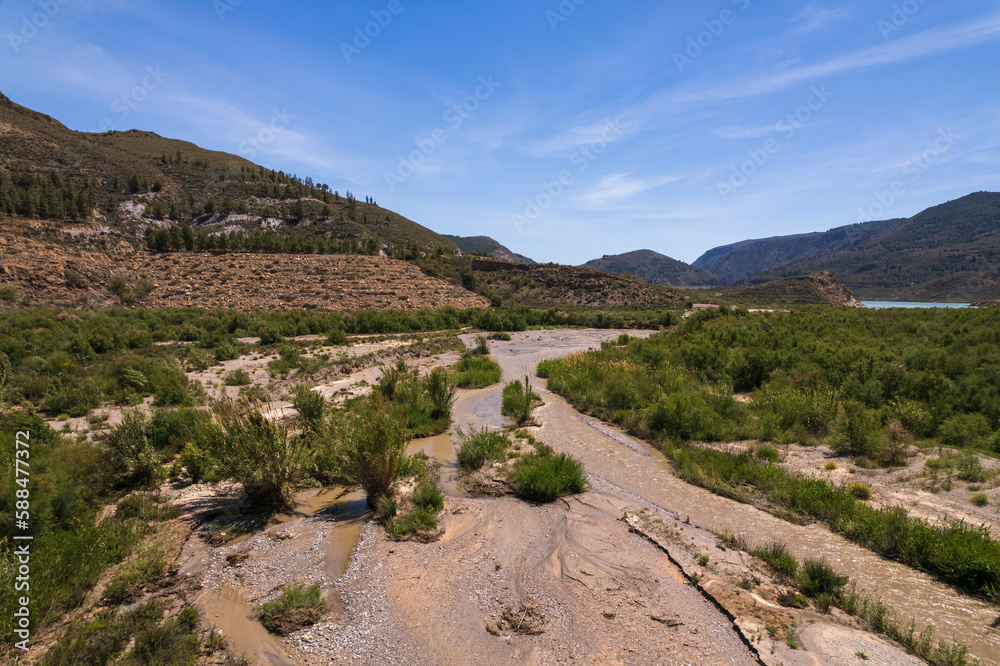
443, 235, 535, 264
0, 91, 456, 249
695, 192, 1000, 301
692, 218, 904, 283
582, 249, 721, 287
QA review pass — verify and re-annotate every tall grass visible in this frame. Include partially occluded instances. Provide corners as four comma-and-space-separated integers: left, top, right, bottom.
336, 398, 410, 507
456, 427, 510, 470
455, 356, 502, 388
501, 376, 539, 425
196, 397, 309, 510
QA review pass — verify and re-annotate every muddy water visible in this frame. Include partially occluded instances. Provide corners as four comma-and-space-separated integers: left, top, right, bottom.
408, 433, 464, 497
475, 330, 1000, 664
200, 588, 294, 666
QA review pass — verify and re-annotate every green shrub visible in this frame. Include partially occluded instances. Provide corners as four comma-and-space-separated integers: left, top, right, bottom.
798, 559, 849, 598
940, 413, 991, 449
455, 356, 502, 388
0, 284, 19, 302
424, 367, 456, 420
971, 492, 990, 507
508, 452, 587, 502
336, 399, 410, 507
847, 482, 873, 500
413, 479, 444, 512
752, 541, 799, 581
37, 602, 163, 666
956, 453, 991, 483
291, 384, 327, 430
376, 495, 398, 522
179, 442, 211, 482
831, 401, 883, 460
501, 376, 539, 425
149, 407, 207, 456
224, 369, 251, 386
471, 334, 489, 356
326, 328, 348, 346
104, 409, 161, 489
755, 445, 781, 463
257, 584, 325, 635
824, 461, 838, 471
456, 427, 510, 469
104, 543, 170, 604
536, 359, 558, 379
128, 615, 200, 666
196, 397, 309, 509
258, 325, 283, 346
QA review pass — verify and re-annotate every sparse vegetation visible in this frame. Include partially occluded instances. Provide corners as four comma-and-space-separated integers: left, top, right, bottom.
457, 427, 511, 470
257, 584, 326, 635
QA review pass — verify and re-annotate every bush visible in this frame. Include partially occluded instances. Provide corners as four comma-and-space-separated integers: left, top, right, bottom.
104, 543, 170, 604
196, 397, 309, 509
258, 325, 283, 346
456, 427, 510, 469
752, 541, 799, 581
971, 492, 990, 507
470, 334, 489, 356
508, 452, 587, 502
224, 369, 251, 386
455, 356, 502, 388
501, 376, 539, 426
831, 401, 883, 460
847, 482, 873, 500
325, 328, 348, 346
291, 384, 327, 430
413, 479, 444, 512
824, 461, 838, 471
940, 413, 991, 449
424, 367, 456, 420
337, 399, 409, 507
257, 584, 325, 635
179, 442, 211, 482
798, 559, 849, 598
0, 284, 19, 302
956, 453, 991, 483
128, 616, 200, 666
104, 409, 161, 489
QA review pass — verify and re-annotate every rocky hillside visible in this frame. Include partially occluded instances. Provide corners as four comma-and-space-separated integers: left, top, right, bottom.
582, 249, 720, 287
0, 91, 455, 250
469, 259, 682, 309
715, 271, 861, 307
444, 235, 535, 264
0, 219, 487, 312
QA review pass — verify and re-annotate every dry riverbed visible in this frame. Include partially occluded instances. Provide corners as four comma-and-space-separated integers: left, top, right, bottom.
33, 329, 997, 665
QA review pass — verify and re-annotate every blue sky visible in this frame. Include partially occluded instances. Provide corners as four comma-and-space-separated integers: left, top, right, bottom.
2, 0, 999, 264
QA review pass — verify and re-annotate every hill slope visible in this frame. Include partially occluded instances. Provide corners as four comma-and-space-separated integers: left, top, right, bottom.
749, 193, 1000, 300
0, 91, 455, 249
694, 192, 1000, 300
583, 249, 720, 287
692, 218, 904, 283
443, 235, 535, 264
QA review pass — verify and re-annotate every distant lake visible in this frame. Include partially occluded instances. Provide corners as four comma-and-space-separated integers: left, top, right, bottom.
861, 301, 971, 309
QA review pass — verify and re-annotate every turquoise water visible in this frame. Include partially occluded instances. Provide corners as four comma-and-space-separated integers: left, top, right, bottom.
861, 301, 971, 309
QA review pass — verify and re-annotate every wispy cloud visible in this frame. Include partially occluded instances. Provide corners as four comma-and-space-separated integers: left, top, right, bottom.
791, 5, 852, 34
712, 124, 779, 140
575, 172, 681, 207
679, 15, 1000, 104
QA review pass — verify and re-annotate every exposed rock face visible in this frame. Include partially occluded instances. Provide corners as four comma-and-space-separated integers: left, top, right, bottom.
801, 270, 862, 307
